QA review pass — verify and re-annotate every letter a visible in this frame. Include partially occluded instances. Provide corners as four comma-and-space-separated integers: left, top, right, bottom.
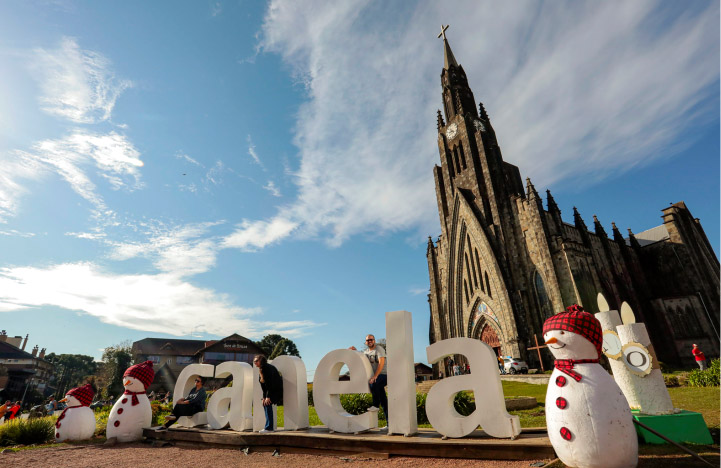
426, 338, 520, 438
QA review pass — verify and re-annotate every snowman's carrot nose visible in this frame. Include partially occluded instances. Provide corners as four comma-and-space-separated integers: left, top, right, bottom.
123, 380, 131, 386
59, 398, 67, 403
545, 337, 558, 344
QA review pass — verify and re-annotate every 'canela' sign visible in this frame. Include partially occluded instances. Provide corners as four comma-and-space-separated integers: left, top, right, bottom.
172, 310, 521, 439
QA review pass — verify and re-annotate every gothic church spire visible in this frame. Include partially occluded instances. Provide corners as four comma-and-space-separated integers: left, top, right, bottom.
438, 24, 459, 70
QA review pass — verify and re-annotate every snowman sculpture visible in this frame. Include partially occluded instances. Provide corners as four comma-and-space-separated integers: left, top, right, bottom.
543, 305, 638, 468
55, 383, 96, 442
107, 360, 155, 442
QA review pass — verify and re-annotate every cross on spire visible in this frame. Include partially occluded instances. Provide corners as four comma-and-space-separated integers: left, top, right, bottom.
437, 24, 449, 40
437, 24, 458, 70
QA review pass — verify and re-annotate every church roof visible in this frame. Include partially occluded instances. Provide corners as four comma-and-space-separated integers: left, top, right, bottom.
630, 224, 669, 246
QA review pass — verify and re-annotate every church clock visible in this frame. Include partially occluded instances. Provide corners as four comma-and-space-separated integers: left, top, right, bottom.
445, 122, 458, 139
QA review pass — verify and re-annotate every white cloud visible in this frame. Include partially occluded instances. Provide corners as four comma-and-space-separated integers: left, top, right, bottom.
211, 2, 222, 17
204, 160, 225, 186
248, 1, 718, 248
1, 130, 143, 222
108, 221, 224, 277
0, 230, 35, 238
409, 287, 427, 296
263, 180, 281, 197
222, 216, 298, 251
246, 134, 265, 169
32, 37, 132, 123
176, 151, 203, 167
0, 262, 318, 338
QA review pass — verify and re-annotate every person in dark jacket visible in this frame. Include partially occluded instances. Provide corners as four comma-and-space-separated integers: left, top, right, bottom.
158, 376, 207, 430
254, 354, 283, 432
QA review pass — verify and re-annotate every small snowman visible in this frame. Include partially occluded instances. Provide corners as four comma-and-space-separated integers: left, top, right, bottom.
55, 382, 96, 442
107, 360, 155, 442
543, 305, 638, 468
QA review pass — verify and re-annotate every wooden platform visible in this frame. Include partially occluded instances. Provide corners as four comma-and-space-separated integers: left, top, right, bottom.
144, 425, 555, 460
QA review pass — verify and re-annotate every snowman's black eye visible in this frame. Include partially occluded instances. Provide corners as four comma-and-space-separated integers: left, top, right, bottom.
560, 331, 565, 334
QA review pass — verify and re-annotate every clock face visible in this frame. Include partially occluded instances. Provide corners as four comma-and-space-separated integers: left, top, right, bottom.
446, 123, 458, 139
474, 119, 486, 133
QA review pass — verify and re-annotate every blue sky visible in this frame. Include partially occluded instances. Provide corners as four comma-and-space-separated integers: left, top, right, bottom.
0, 1, 718, 379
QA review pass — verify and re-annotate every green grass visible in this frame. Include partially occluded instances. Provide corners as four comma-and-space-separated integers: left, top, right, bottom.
502, 381, 548, 403
276, 406, 386, 427
668, 386, 720, 429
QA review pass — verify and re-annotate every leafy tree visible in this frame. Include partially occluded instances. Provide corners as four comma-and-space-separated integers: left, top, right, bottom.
256, 334, 300, 358
44, 353, 97, 398
101, 341, 133, 398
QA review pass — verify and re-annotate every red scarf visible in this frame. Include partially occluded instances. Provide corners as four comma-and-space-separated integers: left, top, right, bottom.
55, 405, 82, 428
554, 359, 599, 382
123, 390, 146, 406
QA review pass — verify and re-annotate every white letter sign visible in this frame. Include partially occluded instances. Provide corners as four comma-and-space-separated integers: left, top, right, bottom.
426, 338, 520, 439
313, 349, 378, 433
272, 356, 309, 430
386, 310, 418, 436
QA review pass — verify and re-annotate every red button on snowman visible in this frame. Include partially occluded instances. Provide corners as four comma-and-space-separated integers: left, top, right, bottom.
106, 360, 155, 442
543, 305, 638, 468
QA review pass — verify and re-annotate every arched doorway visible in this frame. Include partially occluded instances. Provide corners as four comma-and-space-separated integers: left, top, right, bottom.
480, 324, 501, 357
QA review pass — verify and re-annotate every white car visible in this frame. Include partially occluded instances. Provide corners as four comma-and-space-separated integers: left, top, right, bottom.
503, 358, 529, 374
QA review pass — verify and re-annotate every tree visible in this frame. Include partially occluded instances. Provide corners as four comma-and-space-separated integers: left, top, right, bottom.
255, 334, 300, 358
45, 353, 97, 398
101, 341, 133, 398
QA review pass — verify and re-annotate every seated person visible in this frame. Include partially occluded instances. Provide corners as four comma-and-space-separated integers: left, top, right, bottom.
158, 376, 207, 430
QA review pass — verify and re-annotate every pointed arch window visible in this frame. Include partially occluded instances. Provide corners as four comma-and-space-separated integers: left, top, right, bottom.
459, 143, 467, 170
485, 272, 492, 299
474, 248, 482, 288
464, 254, 473, 292
464, 280, 470, 305
533, 271, 553, 318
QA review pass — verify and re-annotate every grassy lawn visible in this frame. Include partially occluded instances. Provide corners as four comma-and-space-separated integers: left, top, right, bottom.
286, 382, 719, 432
668, 386, 720, 428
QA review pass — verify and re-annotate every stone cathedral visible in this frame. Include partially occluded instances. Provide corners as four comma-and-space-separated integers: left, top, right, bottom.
426, 29, 719, 374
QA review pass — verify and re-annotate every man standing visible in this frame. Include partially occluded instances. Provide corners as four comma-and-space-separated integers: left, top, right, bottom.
692, 344, 707, 370
350, 334, 388, 428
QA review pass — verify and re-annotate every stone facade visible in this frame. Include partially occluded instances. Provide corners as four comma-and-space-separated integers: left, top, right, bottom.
427, 35, 719, 374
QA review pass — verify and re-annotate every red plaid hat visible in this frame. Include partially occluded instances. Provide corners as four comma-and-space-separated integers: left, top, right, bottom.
123, 360, 155, 389
543, 304, 603, 358
66, 384, 95, 406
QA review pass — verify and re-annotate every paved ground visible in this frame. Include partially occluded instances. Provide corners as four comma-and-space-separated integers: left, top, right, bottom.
0, 443, 552, 468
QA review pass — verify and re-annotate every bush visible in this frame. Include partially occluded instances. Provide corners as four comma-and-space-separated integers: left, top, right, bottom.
688, 359, 720, 387
416, 391, 475, 424
0, 417, 55, 446
151, 402, 172, 426
94, 407, 111, 436
663, 375, 680, 387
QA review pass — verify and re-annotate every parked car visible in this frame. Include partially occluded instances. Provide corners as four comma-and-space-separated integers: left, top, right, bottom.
503, 358, 529, 374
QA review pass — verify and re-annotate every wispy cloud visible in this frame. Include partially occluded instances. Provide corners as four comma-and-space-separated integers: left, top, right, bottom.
409, 287, 427, 296
0, 262, 318, 338
1, 130, 143, 222
176, 151, 204, 167
0, 230, 35, 238
211, 1, 222, 17
32, 37, 132, 123
263, 180, 281, 197
244, 1, 719, 249
222, 216, 297, 251
108, 221, 224, 277
203, 160, 225, 186
246, 134, 265, 169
